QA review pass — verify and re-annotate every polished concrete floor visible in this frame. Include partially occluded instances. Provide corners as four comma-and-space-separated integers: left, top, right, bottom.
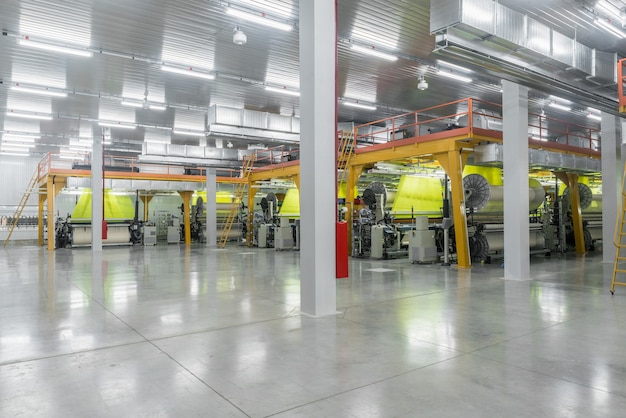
1, 244, 625, 417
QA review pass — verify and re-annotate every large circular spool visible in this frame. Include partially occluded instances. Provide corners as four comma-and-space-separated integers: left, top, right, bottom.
363, 182, 387, 207
463, 174, 490, 210
463, 174, 546, 213
562, 183, 593, 210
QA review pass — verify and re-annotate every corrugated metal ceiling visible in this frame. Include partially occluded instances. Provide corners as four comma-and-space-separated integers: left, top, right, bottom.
0, 0, 623, 158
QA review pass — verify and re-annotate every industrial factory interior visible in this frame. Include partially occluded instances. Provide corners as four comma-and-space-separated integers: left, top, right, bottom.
2, 0, 626, 416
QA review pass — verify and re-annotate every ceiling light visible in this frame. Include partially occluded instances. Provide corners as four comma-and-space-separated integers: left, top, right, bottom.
437, 60, 472, 73
173, 129, 206, 137
265, 86, 300, 97
548, 102, 572, 112
2, 136, 37, 143
18, 38, 92, 57
595, 0, 623, 20
161, 65, 215, 80
594, 18, 626, 38
587, 107, 601, 114
5, 111, 53, 121
417, 76, 428, 91
98, 121, 136, 130
437, 70, 472, 83
233, 27, 247, 45
350, 44, 398, 61
587, 113, 602, 121
530, 136, 547, 141
121, 100, 143, 108
0, 151, 30, 157
149, 104, 167, 111
226, 8, 293, 31
2, 133, 39, 140
1, 143, 35, 150
11, 85, 67, 97
343, 101, 377, 111
549, 95, 571, 104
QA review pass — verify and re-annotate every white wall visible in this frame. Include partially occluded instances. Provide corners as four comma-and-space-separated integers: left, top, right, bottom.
0, 155, 42, 214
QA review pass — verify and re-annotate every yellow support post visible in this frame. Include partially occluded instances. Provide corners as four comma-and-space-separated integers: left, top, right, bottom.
178, 191, 193, 245
555, 172, 586, 255
247, 184, 258, 247
47, 177, 55, 251
435, 150, 471, 268
345, 164, 364, 255
140, 195, 153, 222
38, 193, 46, 247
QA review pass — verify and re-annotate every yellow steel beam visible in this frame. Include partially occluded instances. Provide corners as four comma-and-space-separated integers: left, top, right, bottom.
434, 150, 471, 268
349, 136, 469, 168
38, 192, 46, 247
247, 184, 258, 247
46, 177, 55, 251
140, 195, 154, 221
248, 162, 300, 183
293, 174, 300, 190
178, 191, 193, 245
554, 172, 586, 255
345, 164, 365, 255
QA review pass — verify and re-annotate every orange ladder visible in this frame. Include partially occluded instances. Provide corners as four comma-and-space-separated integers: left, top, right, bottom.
218, 153, 256, 248
3, 169, 39, 247
611, 162, 626, 294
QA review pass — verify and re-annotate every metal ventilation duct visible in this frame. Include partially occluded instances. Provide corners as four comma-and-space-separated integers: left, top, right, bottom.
207, 105, 300, 143
430, 0, 617, 84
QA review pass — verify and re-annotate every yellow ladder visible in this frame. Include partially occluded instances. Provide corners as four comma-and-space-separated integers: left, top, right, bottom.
337, 130, 355, 186
3, 169, 39, 247
611, 165, 626, 294
218, 153, 256, 248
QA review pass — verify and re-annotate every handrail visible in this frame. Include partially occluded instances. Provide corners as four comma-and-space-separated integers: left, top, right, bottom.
619, 58, 626, 112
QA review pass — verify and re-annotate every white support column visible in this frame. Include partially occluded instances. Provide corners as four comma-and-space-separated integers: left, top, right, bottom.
91, 132, 103, 252
602, 114, 618, 262
206, 168, 217, 247
299, 0, 337, 316
502, 80, 529, 280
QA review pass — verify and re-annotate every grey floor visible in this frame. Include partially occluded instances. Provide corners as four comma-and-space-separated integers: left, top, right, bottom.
1, 244, 625, 417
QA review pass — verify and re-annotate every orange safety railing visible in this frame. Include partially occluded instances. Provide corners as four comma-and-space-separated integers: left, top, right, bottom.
352, 98, 502, 148
35, 152, 246, 182
528, 113, 601, 152
617, 58, 626, 113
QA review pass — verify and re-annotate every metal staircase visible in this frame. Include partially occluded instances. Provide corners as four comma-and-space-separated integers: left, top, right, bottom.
218, 153, 256, 248
3, 169, 40, 246
611, 163, 626, 294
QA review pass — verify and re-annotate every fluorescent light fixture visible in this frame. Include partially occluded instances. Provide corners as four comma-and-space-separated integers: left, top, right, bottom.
587, 113, 602, 121
11, 86, 67, 97
437, 60, 472, 73
594, 18, 626, 38
67, 147, 92, 152
343, 101, 377, 111
121, 100, 143, 108
265, 86, 300, 97
530, 136, 547, 141
161, 65, 215, 80
2, 134, 39, 140
98, 121, 136, 129
1, 143, 34, 150
350, 44, 398, 61
437, 70, 472, 83
5, 111, 53, 121
548, 102, 572, 112
549, 95, 571, 104
226, 7, 293, 31
18, 38, 92, 57
0, 151, 30, 157
173, 129, 206, 137
587, 107, 601, 114
149, 104, 167, 111
595, 0, 623, 20
2, 136, 37, 143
